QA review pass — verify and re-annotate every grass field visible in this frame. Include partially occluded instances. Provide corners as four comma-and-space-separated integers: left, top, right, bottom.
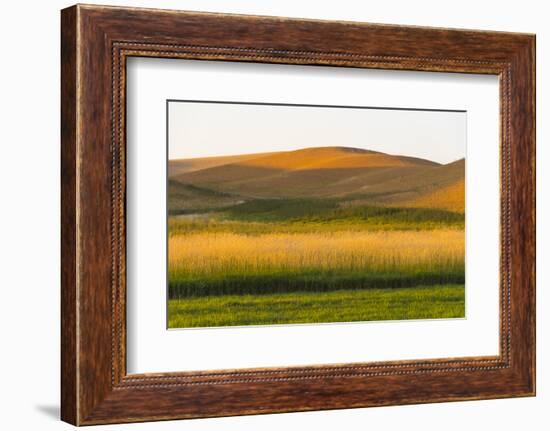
168, 229, 464, 297
168, 215, 465, 327
168, 285, 465, 328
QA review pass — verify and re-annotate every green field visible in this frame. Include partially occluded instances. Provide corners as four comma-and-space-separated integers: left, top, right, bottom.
168, 285, 465, 328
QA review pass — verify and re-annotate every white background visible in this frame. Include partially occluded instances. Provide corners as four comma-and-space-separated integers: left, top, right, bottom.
127, 59, 499, 373
0, 0, 547, 430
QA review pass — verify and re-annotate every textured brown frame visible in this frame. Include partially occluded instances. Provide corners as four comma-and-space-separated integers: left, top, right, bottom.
61, 4, 535, 426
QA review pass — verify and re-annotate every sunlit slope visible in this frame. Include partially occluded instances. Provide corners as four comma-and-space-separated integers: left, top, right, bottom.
169, 152, 278, 176
403, 179, 465, 213
233, 146, 437, 170
168, 147, 464, 212
171, 147, 442, 198
344, 158, 465, 208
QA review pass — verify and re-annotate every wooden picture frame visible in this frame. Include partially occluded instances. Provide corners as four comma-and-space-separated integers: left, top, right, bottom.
61, 4, 535, 425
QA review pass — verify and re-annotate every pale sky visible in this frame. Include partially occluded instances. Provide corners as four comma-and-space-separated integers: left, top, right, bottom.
168, 101, 466, 165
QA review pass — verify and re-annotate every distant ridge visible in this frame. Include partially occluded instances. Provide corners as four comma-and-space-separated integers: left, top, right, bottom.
170, 146, 439, 174
168, 147, 464, 213
168, 152, 279, 176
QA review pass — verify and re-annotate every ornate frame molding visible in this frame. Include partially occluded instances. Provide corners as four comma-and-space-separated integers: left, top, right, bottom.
61, 5, 535, 425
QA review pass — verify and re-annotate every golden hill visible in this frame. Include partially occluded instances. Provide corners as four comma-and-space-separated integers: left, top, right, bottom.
169, 147, 437, 176
234, 146, 438, 170
169, 152, 278, 176
168, 147, 464, 212
352, 158, 465, 207
403, 179, 465, 213
171, 147, 441, 197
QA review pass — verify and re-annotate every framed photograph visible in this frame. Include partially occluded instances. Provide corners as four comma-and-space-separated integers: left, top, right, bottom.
61, 4, 535, 425
164, 100, 467, 329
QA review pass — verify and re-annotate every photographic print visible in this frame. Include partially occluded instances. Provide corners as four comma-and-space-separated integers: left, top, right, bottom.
167, 101, 466, 329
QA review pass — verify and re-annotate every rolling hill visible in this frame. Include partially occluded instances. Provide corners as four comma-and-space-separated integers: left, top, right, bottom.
405, 179, 465, 213
168, 152, 279, 176
168, 146, 465, 214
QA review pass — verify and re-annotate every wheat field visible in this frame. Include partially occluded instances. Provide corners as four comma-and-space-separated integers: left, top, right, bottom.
168, 229, 464, 298
170, 230, 463, 277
